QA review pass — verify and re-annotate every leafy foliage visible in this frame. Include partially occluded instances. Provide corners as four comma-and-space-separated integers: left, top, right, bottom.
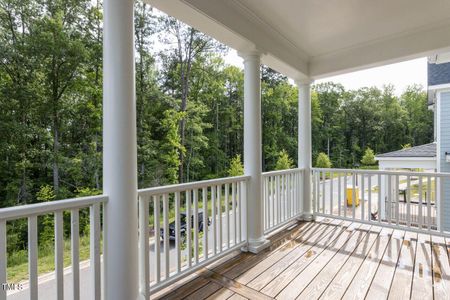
275, 150, 294, 170
228, 155, 244, 177
361, 148, 376, 166
316, 153, 332, 168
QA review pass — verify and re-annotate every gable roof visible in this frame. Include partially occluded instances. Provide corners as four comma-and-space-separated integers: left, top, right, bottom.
376, 143, 436, 158
428, 61, 450, 86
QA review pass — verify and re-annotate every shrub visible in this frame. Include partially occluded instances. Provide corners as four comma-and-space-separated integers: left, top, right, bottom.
228, 154, 244, 176
316, 152, 332, 168
275, 149, 294, 170
361, 147, 376, 166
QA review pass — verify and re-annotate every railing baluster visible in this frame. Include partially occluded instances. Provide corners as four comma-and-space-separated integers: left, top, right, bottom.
0, 220, 5, 300
378, 174, 381, 224
154, 196, 161, 283
70, 210, 79, 300
264, 177, 268, 230
395, 175, 399, 226
271, 176, 275, 226
276, 175, 280, 223
217, 185, 222, 253
201, 188, 208, 259
28, 215, 38, 300
237, 182, 242, 243
287, 174, 291, 219
232, 182, 237, 245
322, 171, 326, 214
418, 176, 423, 229
193, 190, 199, 263
175, 192, 182, 270
386, 175, 391, 224
352, 173, 356, 220
90, 203, 101, 300
427, 176, 432, 230
138, 196, 149, 299
225, 183, 230, 249
436, 176, 441, 232
163, 194, 170, 276
211, 186, 216, 254
330, 171, 334, 216
344, 172, 347, 219
312, 171, 317, 214
240, 181, 247, 242
338, 173, 342, 217
368, 175, 372, 223
361, 173, 365, 221
407, 176, 411, 228
186, 190, 192, 266
55, 211, 64, 300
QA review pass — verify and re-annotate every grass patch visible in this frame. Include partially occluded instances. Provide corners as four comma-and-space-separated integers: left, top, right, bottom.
7, 234, 96, 283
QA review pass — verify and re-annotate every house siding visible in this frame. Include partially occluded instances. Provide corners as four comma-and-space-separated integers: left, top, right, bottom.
439, 91, 450, 231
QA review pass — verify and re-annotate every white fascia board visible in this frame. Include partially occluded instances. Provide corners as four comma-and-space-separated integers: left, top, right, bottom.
309, 20, 450, 79
375, 157, 436, 161
378, 159, 436, 170
429, 83, 450, 91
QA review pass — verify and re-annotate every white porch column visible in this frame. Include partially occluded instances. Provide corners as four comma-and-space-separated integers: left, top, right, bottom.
103, 0, 139, 299
240, 51, 270, 253
297, 80, 314, 220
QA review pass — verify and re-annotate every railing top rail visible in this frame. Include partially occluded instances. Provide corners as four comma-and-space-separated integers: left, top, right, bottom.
0, 195, 108, 221
262, 168, 305, 177
312, 167, 450, 178
138, 175, 251, 198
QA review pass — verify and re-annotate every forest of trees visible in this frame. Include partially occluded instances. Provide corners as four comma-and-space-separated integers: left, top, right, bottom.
0, 1, 434, 275
0, 1, 434, 209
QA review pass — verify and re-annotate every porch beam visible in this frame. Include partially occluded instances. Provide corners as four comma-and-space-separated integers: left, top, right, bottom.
240, 51, 270, 253
103, 0, 139, 299
297, 80, 313, 220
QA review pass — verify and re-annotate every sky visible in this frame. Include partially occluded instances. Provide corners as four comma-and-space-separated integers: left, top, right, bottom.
224, 50, 428, 96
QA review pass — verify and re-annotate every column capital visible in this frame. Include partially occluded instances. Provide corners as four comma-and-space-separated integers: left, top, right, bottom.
238, 50, 262, 61
295, 78, 314, 86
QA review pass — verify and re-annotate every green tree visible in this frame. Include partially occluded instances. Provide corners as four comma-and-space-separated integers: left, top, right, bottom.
316, 152, 332, 168
361, 148, 376, 166
228, 155, 244, 177
275, 150, 294, 170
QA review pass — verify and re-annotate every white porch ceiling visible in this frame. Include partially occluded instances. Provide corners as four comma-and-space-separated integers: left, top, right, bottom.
145, 0, 450, 80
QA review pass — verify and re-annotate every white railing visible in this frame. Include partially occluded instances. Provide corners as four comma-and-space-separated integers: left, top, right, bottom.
312, 168, 450, 235
138, 175, 250, 297
262, 168, 304, 234
0, 194, 107, 300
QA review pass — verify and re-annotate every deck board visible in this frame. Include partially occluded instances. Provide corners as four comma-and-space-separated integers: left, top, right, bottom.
297, 224, 372, 299
276, 222, 361, 299
431, 235, 450, 300
387, 231, 417, 300
244, 220, 340, 290
152, 218, 447, 300
365, 229, 405, 299
319, 226, 385, 300
411, 233, 433, 300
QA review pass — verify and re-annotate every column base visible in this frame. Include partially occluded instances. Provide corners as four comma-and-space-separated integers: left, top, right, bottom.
301, 213, 315, 222
243, 237, 271, 254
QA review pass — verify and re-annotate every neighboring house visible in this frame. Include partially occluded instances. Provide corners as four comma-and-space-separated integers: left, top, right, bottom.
376, 53, 450, 229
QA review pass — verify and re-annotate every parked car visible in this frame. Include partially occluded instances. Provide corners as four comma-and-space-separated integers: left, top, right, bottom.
160, 210, 210, 242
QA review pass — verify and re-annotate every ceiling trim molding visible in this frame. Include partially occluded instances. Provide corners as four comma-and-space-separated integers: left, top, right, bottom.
310, 19, 450, 78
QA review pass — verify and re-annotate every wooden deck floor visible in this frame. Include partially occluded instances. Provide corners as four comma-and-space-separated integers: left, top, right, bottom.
152, 218, 450, 300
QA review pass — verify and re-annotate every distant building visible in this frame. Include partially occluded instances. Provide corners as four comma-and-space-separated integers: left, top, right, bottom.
375, 53, 450, 229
